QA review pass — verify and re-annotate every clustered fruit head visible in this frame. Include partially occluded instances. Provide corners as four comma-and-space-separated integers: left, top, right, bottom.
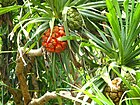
42, 26, 67, 53
67, 7, 83, 31
104, 78, 124, 105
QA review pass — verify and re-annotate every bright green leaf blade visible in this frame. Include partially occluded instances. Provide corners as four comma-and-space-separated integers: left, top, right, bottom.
0, 5, 21, 15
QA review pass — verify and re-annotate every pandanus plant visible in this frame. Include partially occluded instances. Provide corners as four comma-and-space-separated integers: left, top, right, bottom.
3, 0, 140, 104
84, 0, 140, 67
74, 0, 140, 105
0, 0, 111, 105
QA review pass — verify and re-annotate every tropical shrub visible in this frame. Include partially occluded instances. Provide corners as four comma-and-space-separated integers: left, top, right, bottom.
0, 0, 140, 105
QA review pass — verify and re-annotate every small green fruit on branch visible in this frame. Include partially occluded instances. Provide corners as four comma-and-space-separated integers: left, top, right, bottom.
67, 7, 83, 31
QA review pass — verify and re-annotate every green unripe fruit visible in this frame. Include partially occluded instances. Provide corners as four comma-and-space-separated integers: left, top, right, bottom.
67, 7, 83, 31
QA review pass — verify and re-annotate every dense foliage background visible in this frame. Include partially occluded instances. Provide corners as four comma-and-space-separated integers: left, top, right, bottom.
0, 0, 140, 105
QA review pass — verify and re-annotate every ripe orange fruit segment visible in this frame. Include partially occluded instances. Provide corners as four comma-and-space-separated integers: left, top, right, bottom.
42, 26, 67, 53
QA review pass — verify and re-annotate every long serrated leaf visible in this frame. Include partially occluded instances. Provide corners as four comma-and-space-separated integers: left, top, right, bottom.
79, 9, 106, 20
123, 0, 129, 38
76, 77, 100, 101
0, 5, 21, 15
136, 71, 140, 87
106, 0, 121, 39
126, 2, 140, 50
124, 47, 140, 64
87, 18, 111, 48
83, 29, 115, 58
106, 13, 120, 44
24, 21, 49, 49
106, 0, 124, 64
78, 1, 106, 8
58, 35, 81, 41
62, 7, 72, 50
78, 0, 124, 8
